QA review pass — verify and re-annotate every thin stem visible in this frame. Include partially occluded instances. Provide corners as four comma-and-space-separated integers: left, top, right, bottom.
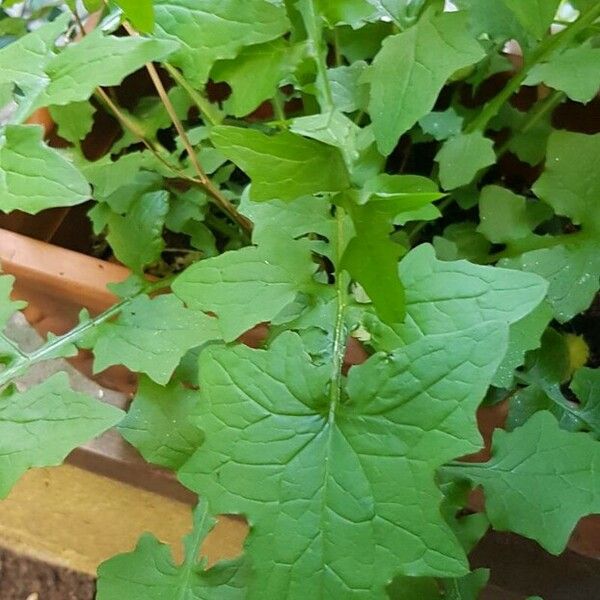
272, 91, 287, 128
300, 0, 335, 113
122, 21, 252, 235
163, 63, 222, 126
0, 333, 27, 360
467, 3, 600, 133
0, 278, 172, 389
406, 197, 452, 244
496, 90, 566, 157
328, 206, 349, 424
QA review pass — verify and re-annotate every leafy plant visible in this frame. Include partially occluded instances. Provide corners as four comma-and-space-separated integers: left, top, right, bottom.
0, 0, 599, 597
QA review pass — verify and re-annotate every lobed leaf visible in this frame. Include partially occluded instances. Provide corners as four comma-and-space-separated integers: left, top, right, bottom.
172, 239, 318, 341
153, 0, 289, 86
367, 11, 485, 155
179, 323, 507, 598
88, 294, 221, 385
210, 126, 350, 201
449, 411, 600, 554
97, 499, 246, 599
0, 373, 123, 497
0, 125, 90, 214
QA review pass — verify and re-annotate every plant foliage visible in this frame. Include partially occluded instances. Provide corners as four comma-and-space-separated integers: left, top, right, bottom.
0, 0, 598, 597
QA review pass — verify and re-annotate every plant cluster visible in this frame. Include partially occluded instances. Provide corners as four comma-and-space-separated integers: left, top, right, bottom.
0, 0, 598, 597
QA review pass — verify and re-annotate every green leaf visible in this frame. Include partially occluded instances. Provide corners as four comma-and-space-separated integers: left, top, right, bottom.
0, 13, 69, 120
532, 131, 600, 229
210, 126, 350, 201
328, 61, 370, 114
478, 186, 552, 244
445, 569, 490, 600
88, 293, 221, 385
500, 241, 600, 322
114, 0, 155, 33
35, 31, 178, 111
366, 244, 548, 350
0, 125, 90, 214
239, 189, 335, 250
524, 45, 600, 104
454, 0, 529, 46
496, 132, 600, 321
81, 153, 157, 200
179, 322, 508, 597
172, 240, 318, 341
49, 101, 96, 144
435, 132, 496, 190
502, 0, 561, 40
341, 177, 443, 323
367, 11, 485, 155
571, 368, 600, 438
119, 376, 203, 470
434, 222, 491, 262
96, 499, 246, 599
154, 0, 289, 86
0, 372, 123, 498
492, 301, 553, 388
212, 40, 305, 118
100, 190, 169, 274
449, 411, 600, 554
315, 0, 378, 27
419, 108, 464, 141
0, 275, 26, 330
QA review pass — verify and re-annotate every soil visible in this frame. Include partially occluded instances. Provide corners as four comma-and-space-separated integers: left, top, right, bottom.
0, 546, 94, 600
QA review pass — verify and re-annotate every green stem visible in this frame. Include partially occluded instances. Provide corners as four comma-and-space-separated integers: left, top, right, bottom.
328, 207, 349, 423
497, 90, 566, 157
0, 332, 27, 360
0, 278, 172, 389
300, 0, 335, 113
467, 3, 600, 133
163, 63, 223, 127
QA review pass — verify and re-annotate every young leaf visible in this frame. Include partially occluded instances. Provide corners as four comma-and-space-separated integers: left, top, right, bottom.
501, 242, 599, 322
0, 13, 69, 120
502, 0, 562, 40
492, 301, 554, 388
478, 186, 552, 244
35, 31, 178, 111
367, 11, 485, 155
367, 244, 548, 350
240, 190, 335, 250
500, 131, 600, 321
0, 373, 123, 497
96, 499, 246, 599
118, 377, 203, 470
100, 190, 169, 274
0, 125, 90, 214
179, 323, 507, 597
49, 101, 96, 145
88, 294, 221, 385
212, 40, 304, 118
210, 126, 350, 201
419, 108, 464, 142
328, 61, 370, 114
435, 132, 496, 191
341, 176, 443, 323
172, 240, 318, 341
524, 45, 600, 104
154, 0, 289, 86
113, 0, 155, 33
448, 411, 600, 554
